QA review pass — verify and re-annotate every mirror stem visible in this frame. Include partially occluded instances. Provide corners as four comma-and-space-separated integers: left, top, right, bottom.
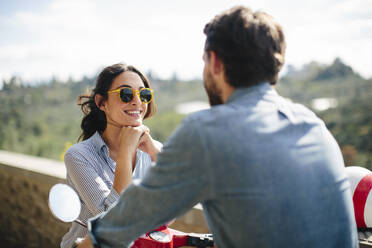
74, 219, 87, 228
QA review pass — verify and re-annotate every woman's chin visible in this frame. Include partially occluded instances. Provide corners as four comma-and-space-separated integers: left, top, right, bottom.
131, 123, 142, 127
126, 120, 143, 127
117, 116, 143, 127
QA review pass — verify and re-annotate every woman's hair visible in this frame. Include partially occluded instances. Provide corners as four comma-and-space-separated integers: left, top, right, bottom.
78, 63, 156, 141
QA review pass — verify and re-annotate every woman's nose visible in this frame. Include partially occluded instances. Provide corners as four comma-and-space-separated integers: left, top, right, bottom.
131, 92, 141, 105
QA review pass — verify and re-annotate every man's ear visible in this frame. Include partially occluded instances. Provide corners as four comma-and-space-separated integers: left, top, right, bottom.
94, 94, 106, 112
209, 50, 224, 76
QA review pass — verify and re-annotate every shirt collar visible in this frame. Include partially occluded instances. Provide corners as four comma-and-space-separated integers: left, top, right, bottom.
90, 131, 107, 152
226, 82, 275, 104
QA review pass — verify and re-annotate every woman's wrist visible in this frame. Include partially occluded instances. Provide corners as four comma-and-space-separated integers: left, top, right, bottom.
113, 160, 132, 194
119, 142, 138, 155
147, 140, 162, 162
116, 149, 134, 163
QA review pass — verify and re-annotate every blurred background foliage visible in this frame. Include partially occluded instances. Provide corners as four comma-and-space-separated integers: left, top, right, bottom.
0, 57, 371, 169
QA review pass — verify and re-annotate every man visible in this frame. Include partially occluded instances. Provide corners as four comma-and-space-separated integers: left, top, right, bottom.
78, 6, 358, 248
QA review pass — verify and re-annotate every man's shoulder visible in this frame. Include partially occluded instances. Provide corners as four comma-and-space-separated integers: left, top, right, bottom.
184, 108, 214, 123
283, 97, 316, 116
277, 96, 323, 125
184, 103, 236, 123
163, 109, 215, 144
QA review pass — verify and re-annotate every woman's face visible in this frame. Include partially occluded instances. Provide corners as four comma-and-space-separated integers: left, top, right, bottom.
104, 71, 148, 127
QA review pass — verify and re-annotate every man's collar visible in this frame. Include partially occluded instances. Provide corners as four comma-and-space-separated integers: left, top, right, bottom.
226, 82, 274, 104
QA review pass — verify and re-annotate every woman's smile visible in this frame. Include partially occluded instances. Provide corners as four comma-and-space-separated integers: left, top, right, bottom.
123, 109, 143, 119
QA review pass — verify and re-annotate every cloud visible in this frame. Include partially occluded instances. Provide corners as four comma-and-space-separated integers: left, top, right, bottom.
0, 0, 371, 82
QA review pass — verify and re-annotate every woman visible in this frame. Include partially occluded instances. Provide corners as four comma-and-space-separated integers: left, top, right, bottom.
61, 63, 161, 248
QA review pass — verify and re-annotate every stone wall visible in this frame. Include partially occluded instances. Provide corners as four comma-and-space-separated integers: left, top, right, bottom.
0, 151, 69, 248
0, 150, 209, 248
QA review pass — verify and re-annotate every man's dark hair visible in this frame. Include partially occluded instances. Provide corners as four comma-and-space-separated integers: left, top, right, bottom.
204, 6, 286, 87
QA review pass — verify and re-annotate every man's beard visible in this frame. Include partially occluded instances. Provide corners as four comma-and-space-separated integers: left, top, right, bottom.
203, 71, 223, 106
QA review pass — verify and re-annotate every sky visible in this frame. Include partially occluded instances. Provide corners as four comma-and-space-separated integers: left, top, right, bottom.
0, 0, 371, 84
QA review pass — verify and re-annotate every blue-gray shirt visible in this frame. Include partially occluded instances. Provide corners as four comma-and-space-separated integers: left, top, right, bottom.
89, 82, 358, 248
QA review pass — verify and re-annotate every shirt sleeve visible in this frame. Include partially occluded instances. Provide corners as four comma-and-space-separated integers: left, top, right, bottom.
65, 150, 120, 216
88, 117, 213, 248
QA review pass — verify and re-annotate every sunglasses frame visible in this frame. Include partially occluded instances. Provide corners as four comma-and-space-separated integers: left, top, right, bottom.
107, 87, 154, 104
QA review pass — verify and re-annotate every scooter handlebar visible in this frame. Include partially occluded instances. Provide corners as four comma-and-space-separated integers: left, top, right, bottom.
185, 233, 214, 247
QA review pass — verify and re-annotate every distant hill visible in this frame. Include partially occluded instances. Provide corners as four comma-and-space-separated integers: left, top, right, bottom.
277, 58, 371, 106
285, 58, 361, 82
1, 58, 371, 168
313, 58, 360, 81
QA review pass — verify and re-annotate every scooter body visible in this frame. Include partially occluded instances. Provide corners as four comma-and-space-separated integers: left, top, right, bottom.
132, 225, 213, 248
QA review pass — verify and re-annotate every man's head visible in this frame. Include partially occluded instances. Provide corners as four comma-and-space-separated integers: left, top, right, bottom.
203, 6, 286, 90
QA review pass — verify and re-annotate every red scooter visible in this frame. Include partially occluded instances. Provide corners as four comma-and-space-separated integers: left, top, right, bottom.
49, 184, 214, 248
131, 225, 213, 248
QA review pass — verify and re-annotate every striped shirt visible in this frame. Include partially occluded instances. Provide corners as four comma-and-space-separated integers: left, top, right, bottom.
60, 131, 153, 248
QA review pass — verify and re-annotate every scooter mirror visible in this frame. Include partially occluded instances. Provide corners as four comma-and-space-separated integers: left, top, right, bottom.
49, 183, 81, 222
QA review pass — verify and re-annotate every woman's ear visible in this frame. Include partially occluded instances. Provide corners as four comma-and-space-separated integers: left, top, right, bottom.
94, 94, 106, 112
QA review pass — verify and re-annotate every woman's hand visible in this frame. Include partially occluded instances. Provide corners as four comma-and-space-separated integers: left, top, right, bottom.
137, 126, 163, 162
117, 125, 148, 158
113, 125, 148, 194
